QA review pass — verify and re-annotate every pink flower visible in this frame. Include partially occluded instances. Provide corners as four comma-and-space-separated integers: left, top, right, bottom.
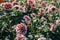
26, 21, 31, 26
16, 34, 27, 40
23, 15, 31, 22
38, 37, 46, 40
50, 23, 56, 31
12, 2, 19, 6
30, 13, 36, 19
16, 23, 27, 35
27, 0, 37, 5
20, 5, 27, 13
3, 2, 12, 11
56, 20, 60, 26
27, 0, 37, 10
13, 5, 20, 10
39, 8, 44, 16
58, 8, 60, 12
40, 1, 47, 6
31, 4, 37, 10
41, 16, 47, 22
50, 5, 56, 11
20, 2, 27, 13
45, 4, 56, 13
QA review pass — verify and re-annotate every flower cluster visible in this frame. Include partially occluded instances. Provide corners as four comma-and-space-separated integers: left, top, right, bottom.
16, 23, 27, 40
0, 0, 60, 40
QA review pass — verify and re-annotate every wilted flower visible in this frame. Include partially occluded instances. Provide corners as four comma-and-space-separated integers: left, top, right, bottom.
39, 8, 44, 16
50, 23, 56, 31
56, 20, 60, 26
26, 21, 31, 26
23, 15, 31, 22
16, 23, 27, 35
3, 2, 12, 11
30, 13, 37, 19
16, 34, 27, 40
13, 5, 20, 10
20, 4, 27, 13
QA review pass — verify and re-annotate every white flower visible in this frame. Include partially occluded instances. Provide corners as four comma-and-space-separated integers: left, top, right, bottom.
56, 20, 60, 26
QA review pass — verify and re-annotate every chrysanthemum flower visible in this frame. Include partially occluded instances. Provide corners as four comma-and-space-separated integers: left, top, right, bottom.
51, 5, 56, 11
41, 16, 47, 22
31, 4, 37, 10
49, 23, 56, 31
12, 2, 19, 6
46, 4, 56, 13
13, 5, 20, 11
20, 3, 27, 13
16, 23, 27, 35
40, 1, 47, 7
30, 13, 37, 19
20, 6, 27, 13
27, 0, 37, 5
16, 34, 27, 40
23, 15, 31, 22
26, 21, 31, 26
39, 8, 44, 16
3, 2, 12, 11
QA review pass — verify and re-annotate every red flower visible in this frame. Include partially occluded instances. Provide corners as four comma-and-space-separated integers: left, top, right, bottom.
3, 3, 12, 11
16, 23, 27, 35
